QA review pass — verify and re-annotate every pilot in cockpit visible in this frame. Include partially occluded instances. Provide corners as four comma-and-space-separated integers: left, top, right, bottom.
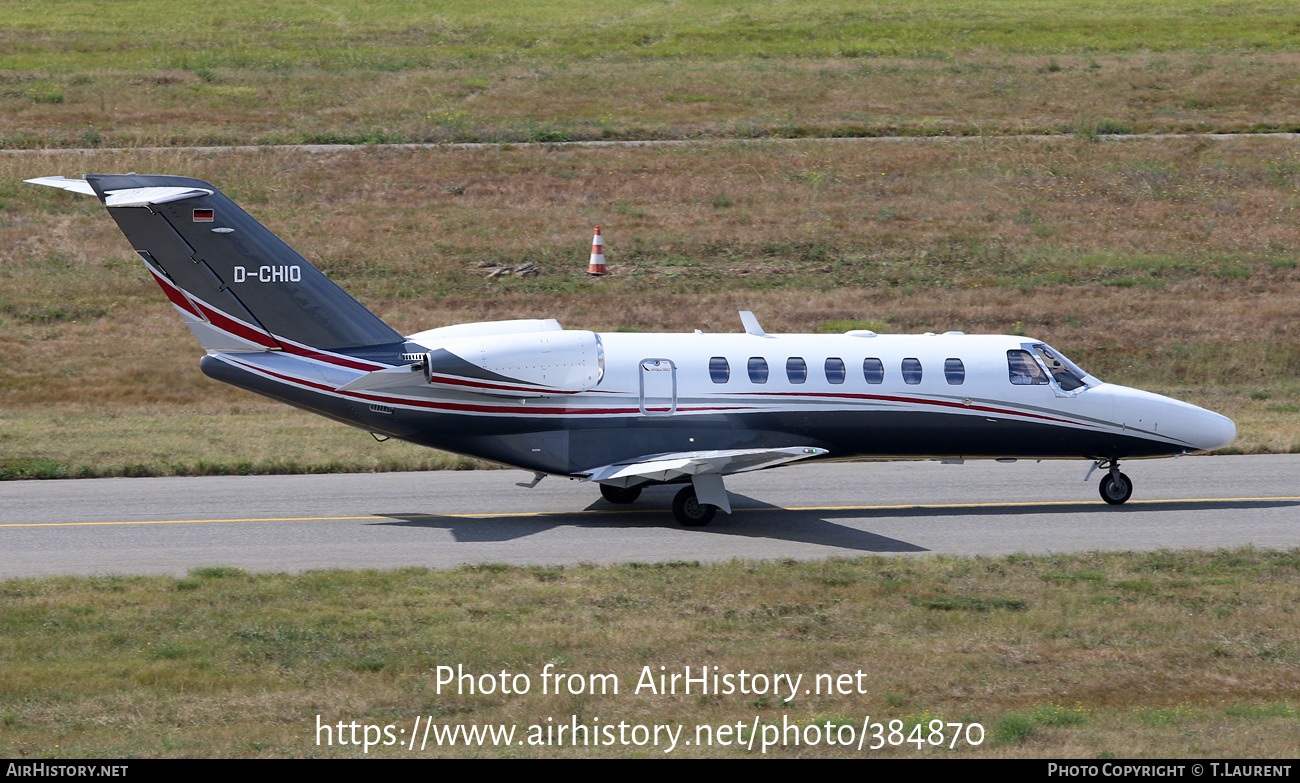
1009, 351, 1048, 385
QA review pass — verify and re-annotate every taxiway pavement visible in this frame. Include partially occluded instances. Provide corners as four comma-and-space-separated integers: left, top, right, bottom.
2, 455, 1296, 577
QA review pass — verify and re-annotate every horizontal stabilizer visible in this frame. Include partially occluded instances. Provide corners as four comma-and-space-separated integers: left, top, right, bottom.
24, 176, 95, 195
26, 177, 213, 206
103, 187, 214, 207
581, 446, 828, 486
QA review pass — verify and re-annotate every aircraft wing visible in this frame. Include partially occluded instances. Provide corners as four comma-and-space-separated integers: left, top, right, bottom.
580, 446, 828, 486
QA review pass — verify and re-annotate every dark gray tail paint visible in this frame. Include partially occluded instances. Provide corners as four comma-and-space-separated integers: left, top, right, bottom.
87, 174, 402, 351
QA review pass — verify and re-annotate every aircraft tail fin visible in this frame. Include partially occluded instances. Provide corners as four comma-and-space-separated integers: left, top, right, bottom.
27, 174, 402, 354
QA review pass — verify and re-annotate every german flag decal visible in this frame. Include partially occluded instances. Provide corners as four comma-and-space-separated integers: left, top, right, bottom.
193, 208, 214, 222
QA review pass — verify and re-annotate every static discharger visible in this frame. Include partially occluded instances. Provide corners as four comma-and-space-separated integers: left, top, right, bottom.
587, 226, 607, 276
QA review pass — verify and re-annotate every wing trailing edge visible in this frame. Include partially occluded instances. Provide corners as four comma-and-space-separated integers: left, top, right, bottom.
581, 446, 828, 485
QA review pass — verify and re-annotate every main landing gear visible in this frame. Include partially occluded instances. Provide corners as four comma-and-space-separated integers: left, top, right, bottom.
597, 482, 719, 526
671, 486, 716, 527
1092, 459, 1133, 505
599, 483, 642, 504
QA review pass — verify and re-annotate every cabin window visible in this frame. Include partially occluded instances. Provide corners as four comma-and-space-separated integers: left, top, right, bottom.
747, 357, 769, 384
944, 358, 965, 385
786, 357, 807, 384
863, 358, 884, 384
824, 357, 846, 384
709, 356, 730, 384
1007, 350, 1049, 385
902, 358, 923, 385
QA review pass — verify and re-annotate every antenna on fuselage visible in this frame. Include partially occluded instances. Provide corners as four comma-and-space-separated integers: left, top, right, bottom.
739, 311, 770, 337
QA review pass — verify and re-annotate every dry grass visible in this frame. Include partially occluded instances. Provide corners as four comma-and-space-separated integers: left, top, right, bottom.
3, 137, 1298, 476
3, 54, 1300, 148
4, 0, 1300, 149
1, 550, 1297, 757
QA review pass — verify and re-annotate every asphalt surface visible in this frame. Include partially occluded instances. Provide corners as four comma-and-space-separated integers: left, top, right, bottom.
1, 455, 1297, 578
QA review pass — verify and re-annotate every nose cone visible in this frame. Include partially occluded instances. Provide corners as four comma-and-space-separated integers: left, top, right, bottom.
1194, 409, 1237, 452
1105, 384, 1237, 454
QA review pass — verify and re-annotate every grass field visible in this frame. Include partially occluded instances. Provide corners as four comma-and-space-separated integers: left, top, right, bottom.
2, 550, 1297, 758
2, 1, 1300, 148
3, 0, 1299, 762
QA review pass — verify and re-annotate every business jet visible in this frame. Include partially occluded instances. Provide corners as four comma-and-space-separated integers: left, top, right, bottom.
27, 174, 1237, 526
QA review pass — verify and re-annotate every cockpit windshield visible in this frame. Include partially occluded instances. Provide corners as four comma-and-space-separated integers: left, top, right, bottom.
1029, 343, 1090, 391
1007, 344, 1093, 393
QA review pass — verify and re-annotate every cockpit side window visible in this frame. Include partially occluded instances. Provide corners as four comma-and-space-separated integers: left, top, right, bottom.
1007, 350, 1049, 385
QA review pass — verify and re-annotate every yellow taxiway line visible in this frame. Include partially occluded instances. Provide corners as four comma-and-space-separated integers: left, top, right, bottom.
3, 496, 1299, 528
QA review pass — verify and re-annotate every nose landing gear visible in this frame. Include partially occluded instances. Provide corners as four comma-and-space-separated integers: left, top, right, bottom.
1090, 459, 1133, 505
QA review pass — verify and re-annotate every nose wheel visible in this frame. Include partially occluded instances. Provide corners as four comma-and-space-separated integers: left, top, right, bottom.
1098, 469, 1133, 505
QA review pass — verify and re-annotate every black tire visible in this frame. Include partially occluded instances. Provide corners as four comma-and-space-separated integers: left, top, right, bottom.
599, 483, 642, 504
1099, 471, 1133, 505
672, 486, 716, 527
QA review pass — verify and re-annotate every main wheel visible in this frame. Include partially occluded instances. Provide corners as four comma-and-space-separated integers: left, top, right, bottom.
672, 486, 716, 527
599, 483, 642, 504
1099, 471, 1133, 505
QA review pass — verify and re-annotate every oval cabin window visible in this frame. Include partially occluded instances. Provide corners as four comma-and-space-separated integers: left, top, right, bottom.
709, 356, 730, 384
901, 358, 922, 385
944, 358, 965, 385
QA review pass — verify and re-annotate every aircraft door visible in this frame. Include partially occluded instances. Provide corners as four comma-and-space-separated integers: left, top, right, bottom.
639, 358, 677, 415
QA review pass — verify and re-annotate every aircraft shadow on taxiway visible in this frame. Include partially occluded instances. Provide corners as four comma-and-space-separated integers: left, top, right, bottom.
368, 494, 1295, 553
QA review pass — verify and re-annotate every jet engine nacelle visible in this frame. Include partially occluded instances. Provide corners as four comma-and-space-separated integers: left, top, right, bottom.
425, 330, 605, 396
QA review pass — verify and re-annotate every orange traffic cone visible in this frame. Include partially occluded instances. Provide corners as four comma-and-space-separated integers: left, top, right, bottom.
587, 226, 607, 276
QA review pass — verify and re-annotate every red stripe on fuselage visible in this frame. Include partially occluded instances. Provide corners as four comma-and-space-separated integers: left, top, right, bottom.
275, 339, 387, 372
220, 356, 743, 416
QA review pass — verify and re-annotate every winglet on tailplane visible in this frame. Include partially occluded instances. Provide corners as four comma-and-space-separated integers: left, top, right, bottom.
27, 174, 402, 355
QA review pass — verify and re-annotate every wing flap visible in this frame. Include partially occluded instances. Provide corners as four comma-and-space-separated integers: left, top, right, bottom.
581, 446, 828, 485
